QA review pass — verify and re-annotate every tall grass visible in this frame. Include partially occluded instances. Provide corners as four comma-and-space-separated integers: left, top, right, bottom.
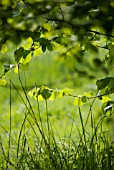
0, 73, 114, 170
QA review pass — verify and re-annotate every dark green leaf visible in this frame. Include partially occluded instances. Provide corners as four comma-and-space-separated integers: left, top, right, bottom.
109, 46, 114, 57
31, 32, 40, 41
23, 50, 30, 59
40, 38, 49, 45
14, 47, 24, 63
81, 96, 88, 103
41, 89, 52, 100
42, 45, 46, 52
47, 43, 53, 52
96, 77, 113, 90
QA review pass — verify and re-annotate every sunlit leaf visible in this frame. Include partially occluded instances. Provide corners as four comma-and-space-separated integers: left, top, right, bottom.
23, 37, 33, 50
83, 92, 93, 98
23, 52, 33, 64
34, 47, 43, 56
28, 87, 36, 97
43, 22, 52, 32
61, 27, 73, 35
100, 96, 111, 103
37, 95, 44, 102
20, 52, 33, 65
28, 87, 43, 101
53, 90, 64, 99
74, 97, 84, 106
1, 44, 7, 54
28, 86, 52, 101
74, 94, 88, 106
0, 79, 6, 86
14, 65, 19, 73
49, 89, 61, 100
28, 86, 73, 102
50, 88, 73, 100
26, 37, 33, 45
49, 91, 57, 101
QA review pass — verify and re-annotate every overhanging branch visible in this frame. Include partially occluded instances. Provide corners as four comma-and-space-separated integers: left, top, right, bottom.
44, 17, 114, 38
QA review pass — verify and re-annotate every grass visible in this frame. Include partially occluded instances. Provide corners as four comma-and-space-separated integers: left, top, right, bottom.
0, 51, 114, 169
0, 72, 114, 170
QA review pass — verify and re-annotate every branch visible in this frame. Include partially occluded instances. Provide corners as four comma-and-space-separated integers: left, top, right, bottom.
68, 91, 114, 100
88, 29, 114, 38
58, 5, 65, 21
44, 17, 114, 38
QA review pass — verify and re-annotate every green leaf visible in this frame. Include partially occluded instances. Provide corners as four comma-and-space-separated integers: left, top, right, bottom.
107, 42, 112, 50
23, 52, 33, 64
41, 88, 52, 100
83, 92, 93, 97
0, 79, 6, 86
28, 86, 52, 101
34, 47, 43, 56
108, 86, 114, 93
109, 46, 114, 57
62, 87, 74, 95
47, 42, 53, 52
28, 87, 43, 101
28, 86, 73, 102
100, 96, 111, 104
81, 96, 88, 103
14, 65, 19, 73
74, 97, 84, 106
28, 88, 35, 97
49, 89, 63, 100
31, 32, 40, 41
54, 89, 64, 98
50, 87, 73, 100
1, 44, 7, 54
40, 38, 49, 45
23, 37, 33, 50
42, 45, 46, 52
14, 47, 24, 63
23, 50, 30, 59
74, 94, 88, 106
20, 52, 33, 65
96, 77, 113, 90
